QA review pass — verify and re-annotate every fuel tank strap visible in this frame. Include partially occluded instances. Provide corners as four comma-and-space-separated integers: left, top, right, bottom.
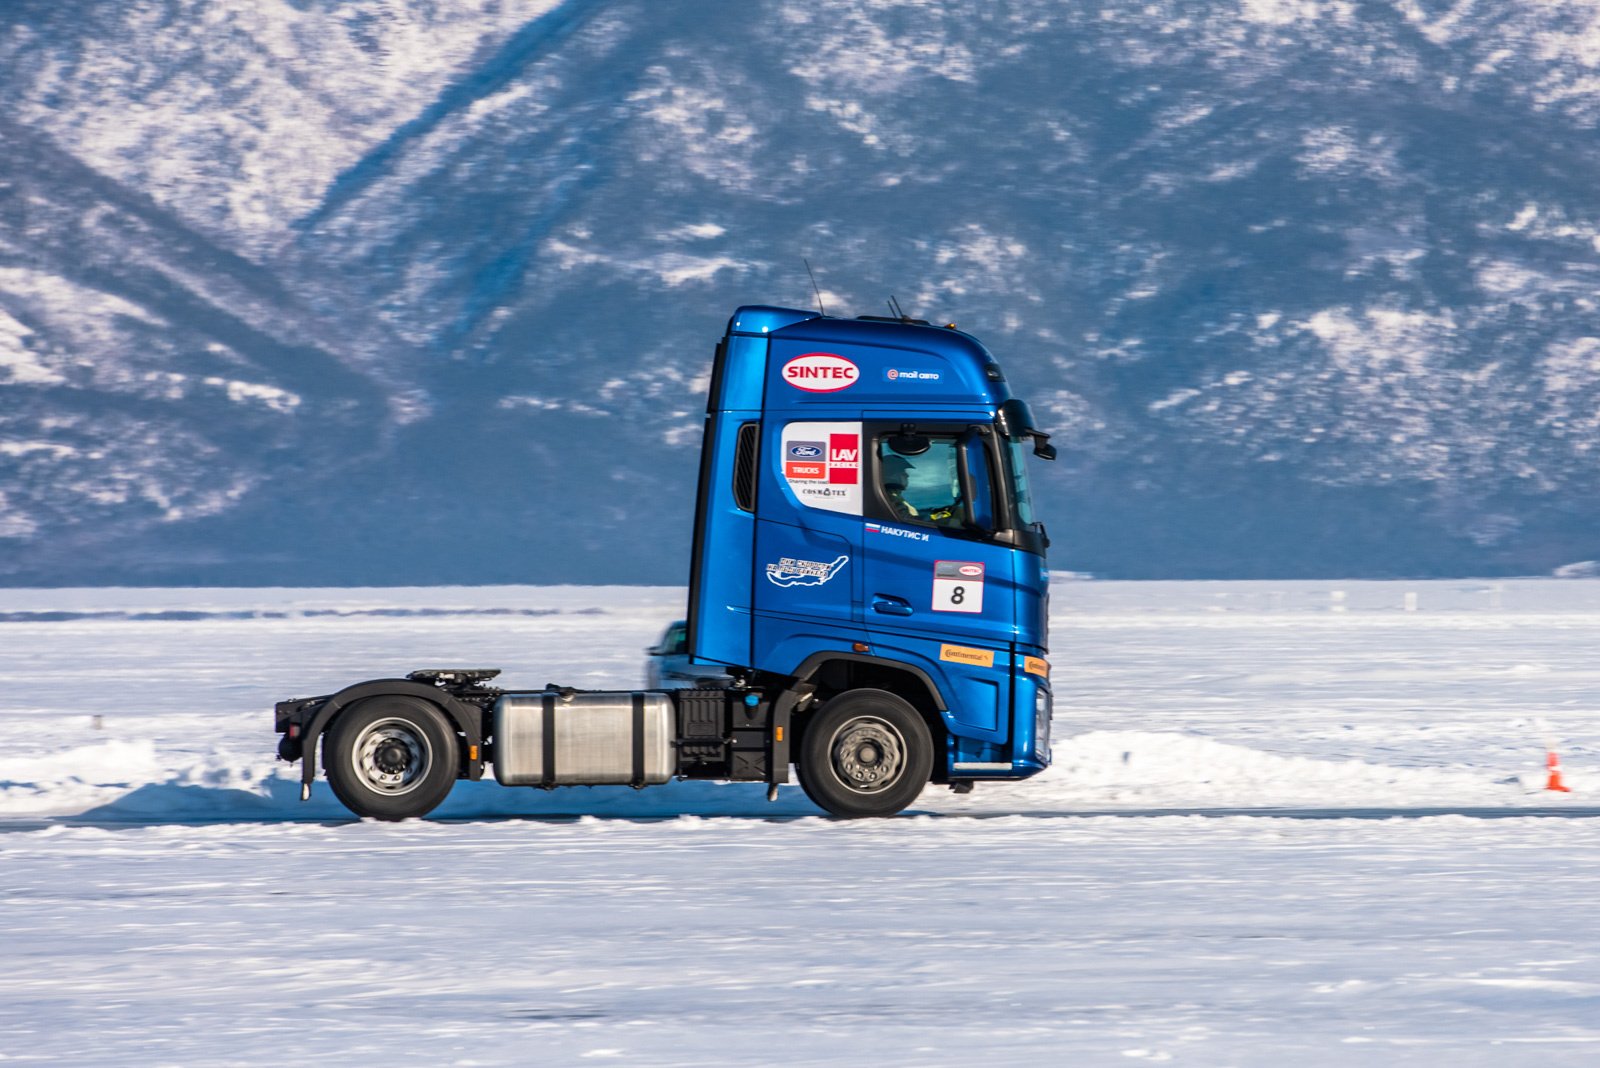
630, 692, 646, 788
540, 693, 556, 788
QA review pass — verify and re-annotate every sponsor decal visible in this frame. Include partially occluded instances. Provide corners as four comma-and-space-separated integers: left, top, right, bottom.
932, 560, 984, 613
884, 368, 942, 383
1023, 656, 1050, 678
765, 555, 849, 588
782, 352, 859, 393
827, 433, 859, 485
939, 643, 995, 668
865, 522, 931, 543
780, 421, 864, 515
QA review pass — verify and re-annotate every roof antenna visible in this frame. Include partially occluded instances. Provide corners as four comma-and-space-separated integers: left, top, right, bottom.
887, 295, 907, 321
804, 259, 826, 316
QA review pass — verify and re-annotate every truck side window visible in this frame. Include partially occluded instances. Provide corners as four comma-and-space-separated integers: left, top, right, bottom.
877, 437, 966, 528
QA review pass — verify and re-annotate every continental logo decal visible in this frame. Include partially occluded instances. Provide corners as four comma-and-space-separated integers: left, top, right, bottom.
939, 644, 995, 668
1023, 656, 1050, 678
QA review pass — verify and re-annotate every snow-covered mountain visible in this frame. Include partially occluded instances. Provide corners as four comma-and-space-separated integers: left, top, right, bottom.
3, 0, 1600, 584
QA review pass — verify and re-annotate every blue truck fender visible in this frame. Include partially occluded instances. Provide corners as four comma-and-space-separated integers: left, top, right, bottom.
756, 653, 947, 788
787, 650, 949, 713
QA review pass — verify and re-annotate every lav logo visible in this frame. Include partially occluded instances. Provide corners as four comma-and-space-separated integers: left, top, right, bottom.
782, 352, 858, 393
827, 433, 859, 485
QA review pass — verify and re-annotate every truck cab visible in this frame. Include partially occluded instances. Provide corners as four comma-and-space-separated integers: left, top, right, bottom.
688, 306, 1056, 811
273, 304, 1055, 820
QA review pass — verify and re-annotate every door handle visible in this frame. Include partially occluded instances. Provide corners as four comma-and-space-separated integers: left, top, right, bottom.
872, 595, 913, 616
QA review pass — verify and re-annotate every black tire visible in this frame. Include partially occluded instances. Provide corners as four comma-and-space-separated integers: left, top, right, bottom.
796, 689, 934, 818
323, 695, 459, 820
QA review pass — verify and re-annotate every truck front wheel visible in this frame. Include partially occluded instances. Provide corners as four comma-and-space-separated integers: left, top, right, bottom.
796, 689, 933, 818
324, 696, 459, 820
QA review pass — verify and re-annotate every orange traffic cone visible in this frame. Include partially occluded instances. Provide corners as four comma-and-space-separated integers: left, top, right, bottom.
1545, 750, 1572, 793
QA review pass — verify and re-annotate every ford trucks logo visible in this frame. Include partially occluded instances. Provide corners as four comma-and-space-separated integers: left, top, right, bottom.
788, 443, 823, 458
782, 353, 858, 393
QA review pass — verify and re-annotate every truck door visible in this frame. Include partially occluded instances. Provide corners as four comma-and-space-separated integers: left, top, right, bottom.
859, 422, 1018, 738
750, 420, 868, 670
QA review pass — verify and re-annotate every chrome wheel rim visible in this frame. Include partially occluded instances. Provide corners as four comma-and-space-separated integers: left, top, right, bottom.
828, 716, 907, 794
353, 718, 432, 795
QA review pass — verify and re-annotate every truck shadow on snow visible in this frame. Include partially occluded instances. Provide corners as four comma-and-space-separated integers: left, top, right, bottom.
56, 777, 832, 826
19, 777, 1600, 830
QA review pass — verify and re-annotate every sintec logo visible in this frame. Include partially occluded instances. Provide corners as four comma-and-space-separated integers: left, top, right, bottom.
782, 353, 858, 393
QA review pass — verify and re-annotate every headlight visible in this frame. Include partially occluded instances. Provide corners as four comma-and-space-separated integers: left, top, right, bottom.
1033, 686, 1052, 761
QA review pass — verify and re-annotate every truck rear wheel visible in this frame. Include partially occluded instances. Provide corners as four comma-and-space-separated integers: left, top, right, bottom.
796, 689, 933, 818
324, 696, 459, 820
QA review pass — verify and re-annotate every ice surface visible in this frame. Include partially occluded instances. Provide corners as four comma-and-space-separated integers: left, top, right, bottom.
2, 580, 1598, 1063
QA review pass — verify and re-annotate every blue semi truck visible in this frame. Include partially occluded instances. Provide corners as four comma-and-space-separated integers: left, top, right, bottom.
273, 304, 1056, 819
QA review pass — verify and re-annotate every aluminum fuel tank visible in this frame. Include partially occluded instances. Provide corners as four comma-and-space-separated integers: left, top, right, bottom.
492, 690, 675, 787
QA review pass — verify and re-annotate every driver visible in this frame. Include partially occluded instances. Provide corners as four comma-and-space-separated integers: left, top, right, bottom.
882, 453, 962, 525
880, 454, 920, 520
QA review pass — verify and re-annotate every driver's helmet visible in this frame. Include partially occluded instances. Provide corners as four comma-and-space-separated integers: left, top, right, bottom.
880, 453, 914, 491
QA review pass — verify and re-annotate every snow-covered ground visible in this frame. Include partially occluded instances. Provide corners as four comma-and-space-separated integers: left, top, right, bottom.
2, 580, 1599, 1064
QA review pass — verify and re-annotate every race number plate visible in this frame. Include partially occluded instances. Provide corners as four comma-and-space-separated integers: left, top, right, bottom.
932, 560, 984, 613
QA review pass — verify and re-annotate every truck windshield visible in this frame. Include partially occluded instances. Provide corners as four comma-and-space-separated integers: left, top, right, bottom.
1004, 439, 1037, 526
